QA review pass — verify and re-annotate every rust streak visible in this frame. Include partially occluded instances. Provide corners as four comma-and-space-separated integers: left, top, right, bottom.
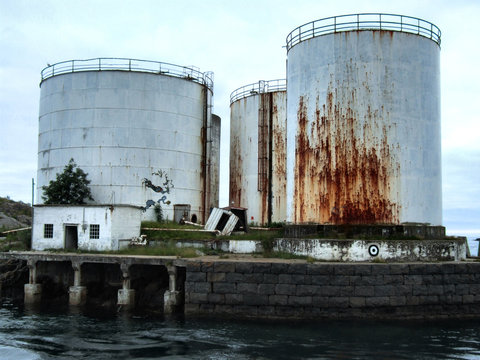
294, 84, 400, 225
229, 134, 243, 208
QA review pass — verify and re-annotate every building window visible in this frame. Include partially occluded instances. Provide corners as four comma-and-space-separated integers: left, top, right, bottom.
89, 224, 100, 239
44, 224, 53, 238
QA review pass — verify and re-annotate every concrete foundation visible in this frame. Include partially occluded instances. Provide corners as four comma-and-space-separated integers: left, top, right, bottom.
164, 290, 182, 314
24, 283, 42, 304
69, 286, 87, 306
117, 289, 135, 309
284, 224, 446, 239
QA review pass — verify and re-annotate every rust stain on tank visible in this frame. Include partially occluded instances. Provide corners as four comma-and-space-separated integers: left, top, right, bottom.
229, 133, 243, 208
294, 87, 400, 224
271, 93, 287, 221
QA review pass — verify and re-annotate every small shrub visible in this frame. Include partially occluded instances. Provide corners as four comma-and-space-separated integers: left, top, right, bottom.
269, 221, 286, 228
261, 237, 275, 255
153, 204, 163, 223
203, 248, 226, 256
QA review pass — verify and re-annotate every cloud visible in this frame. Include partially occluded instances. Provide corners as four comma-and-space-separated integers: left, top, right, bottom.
0, 1, 479, 235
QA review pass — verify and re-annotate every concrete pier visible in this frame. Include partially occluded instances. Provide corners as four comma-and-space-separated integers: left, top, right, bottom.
69, 261, 87, 306
24, 259, 41, 304
24, 283, 42, 304
0, 252, 183, 311
164, 265, 181, 313
117, 263, 135, 309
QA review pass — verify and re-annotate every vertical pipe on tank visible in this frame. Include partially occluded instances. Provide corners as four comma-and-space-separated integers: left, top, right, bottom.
258, 92, 273, 225
267, 92, 273, 226
201, 86, 208, 224
201, 84, 214, 224
209, 114, 221, 211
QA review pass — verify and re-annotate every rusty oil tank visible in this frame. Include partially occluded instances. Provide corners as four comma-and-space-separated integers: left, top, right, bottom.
229, 80, 287, 225
285, 14, 442, 225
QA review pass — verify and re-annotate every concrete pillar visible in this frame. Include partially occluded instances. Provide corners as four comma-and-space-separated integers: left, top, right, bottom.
164, 265, 181, 314
69, 261, 87, 306
24, 259, 42, 304
117, 263, 135, 309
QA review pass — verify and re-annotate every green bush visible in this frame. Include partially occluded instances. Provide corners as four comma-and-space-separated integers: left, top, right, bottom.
153, 204, 163, 223
41, 159, 94, 204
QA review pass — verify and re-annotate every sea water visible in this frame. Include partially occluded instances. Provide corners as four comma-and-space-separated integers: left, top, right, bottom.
1, 300, 480, 360
1, 238, 479, 359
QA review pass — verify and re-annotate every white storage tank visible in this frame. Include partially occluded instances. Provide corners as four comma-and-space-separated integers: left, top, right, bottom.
229, 80, 287, 225
285, 14, 442, 225
37, 58, 219, 223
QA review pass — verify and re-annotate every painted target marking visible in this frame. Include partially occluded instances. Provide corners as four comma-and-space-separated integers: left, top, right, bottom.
368, 245, 379, 257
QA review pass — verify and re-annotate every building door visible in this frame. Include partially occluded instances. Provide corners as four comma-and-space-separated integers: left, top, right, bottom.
65, 225, 78, 250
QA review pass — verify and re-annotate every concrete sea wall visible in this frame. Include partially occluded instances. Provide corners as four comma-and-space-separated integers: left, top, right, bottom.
176, 238, 467, 262
2, 252, 480, 320
185, 260, 480, 319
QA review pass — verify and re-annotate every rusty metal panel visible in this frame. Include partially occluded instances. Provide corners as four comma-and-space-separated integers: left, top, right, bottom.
204, 207, 224, 230
286, 30, 441, 225
221, 213, 239, 236
204, 207, 239, 236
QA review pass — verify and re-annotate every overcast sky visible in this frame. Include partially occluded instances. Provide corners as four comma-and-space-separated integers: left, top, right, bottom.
0, 0, 479, 238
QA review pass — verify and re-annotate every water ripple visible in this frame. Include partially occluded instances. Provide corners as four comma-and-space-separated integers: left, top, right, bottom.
1, 302, 480, 359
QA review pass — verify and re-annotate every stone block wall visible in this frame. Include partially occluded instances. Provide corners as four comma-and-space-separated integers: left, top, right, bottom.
184, 260, 480, 319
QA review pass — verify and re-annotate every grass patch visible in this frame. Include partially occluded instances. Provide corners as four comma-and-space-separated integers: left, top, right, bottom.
202, 248, 227, 256
141, 221, 202, 230
261, 250, 315, 262
219, 229, 283, 241
141, 224, 283, 242
45, 241, 200, 258
116, 242, 199, 258
141, 220, 215, 241
142, 229, 215, 241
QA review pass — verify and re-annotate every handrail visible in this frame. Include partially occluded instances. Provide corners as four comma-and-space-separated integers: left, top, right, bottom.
40, 58, 214, 91
230, 79, 286, 104
286, 13, 441, 52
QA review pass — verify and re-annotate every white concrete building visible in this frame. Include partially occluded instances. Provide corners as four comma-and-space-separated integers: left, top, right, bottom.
32, 205, 141, 251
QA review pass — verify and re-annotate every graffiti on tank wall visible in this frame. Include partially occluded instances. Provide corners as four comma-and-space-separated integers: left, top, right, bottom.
142, 170, 174, 212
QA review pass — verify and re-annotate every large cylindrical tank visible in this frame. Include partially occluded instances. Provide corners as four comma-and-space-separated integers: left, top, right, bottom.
286, 14, 442, 225
37, 58, 219, 223
229, 80, 287, 225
